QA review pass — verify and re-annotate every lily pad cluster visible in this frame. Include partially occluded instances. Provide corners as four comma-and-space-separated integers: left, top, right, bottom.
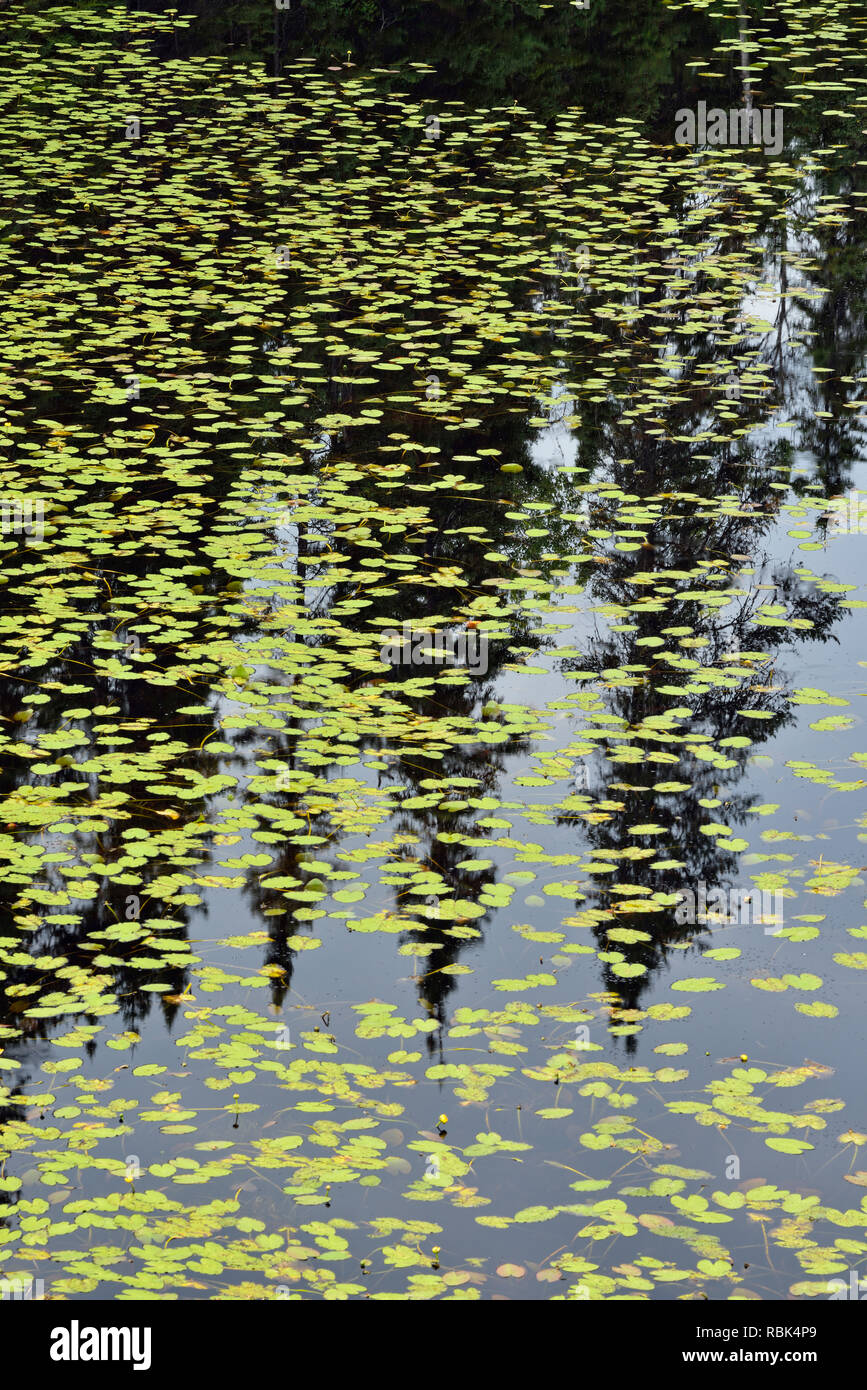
0, 0, 866, 1298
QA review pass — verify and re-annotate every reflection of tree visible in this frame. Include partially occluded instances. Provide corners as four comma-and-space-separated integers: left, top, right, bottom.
552, 423, 845, 1035
140, 0, 719, 120
511, 95, 867, 1033
0, 378, 250, 1106
782, 161, 867, 501
230, 397, 564, 1026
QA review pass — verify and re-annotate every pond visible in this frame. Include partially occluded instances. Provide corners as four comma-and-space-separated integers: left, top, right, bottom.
1, 0, 867, 1303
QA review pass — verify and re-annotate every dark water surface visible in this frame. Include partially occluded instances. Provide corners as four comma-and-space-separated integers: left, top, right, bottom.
1, 0, 866, 1300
